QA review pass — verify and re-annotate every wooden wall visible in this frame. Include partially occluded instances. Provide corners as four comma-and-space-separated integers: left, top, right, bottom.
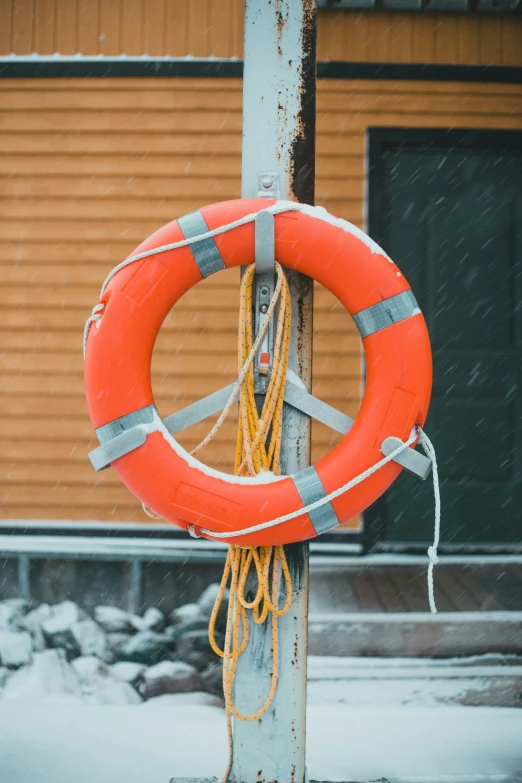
0, 0, 521, 524
0, 1, 521, 66
1, 75, 521, 523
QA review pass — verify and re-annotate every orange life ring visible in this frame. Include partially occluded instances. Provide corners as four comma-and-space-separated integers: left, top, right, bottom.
84, 198, 432, 546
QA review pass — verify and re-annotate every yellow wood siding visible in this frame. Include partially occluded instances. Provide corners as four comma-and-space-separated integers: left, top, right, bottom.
1, 1, 521, 66
1, 76, 521, 522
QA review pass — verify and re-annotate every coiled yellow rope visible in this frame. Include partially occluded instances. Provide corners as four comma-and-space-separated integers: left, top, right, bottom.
143, 262, 294, 782
206, 262, 293, 782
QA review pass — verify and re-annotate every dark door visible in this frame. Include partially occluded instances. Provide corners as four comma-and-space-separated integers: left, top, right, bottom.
367, 129, 522, 550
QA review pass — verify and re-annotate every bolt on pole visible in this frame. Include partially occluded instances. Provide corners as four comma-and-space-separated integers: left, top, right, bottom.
231, 3, 317, 783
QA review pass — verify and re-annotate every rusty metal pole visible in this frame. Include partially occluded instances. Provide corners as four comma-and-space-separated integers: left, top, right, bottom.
231, 3, 317, 782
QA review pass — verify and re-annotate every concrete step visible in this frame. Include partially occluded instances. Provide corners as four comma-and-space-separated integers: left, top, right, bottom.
308, 610, 522, 658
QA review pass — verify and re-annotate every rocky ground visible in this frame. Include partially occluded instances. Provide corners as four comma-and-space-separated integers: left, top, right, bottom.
0, 586, 228, 706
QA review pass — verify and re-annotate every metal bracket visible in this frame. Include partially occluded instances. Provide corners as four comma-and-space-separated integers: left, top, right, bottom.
88, 405, 156, 472
163, 384, 237, 435
254, 209, 276, 390
162, 379, 353, 438
257, 172, 280, 199
255, 211, 275, 275
283, 381, 353, 435
88, 387, 431, 481
381, 436, 432, 480
89, 428, 148, 472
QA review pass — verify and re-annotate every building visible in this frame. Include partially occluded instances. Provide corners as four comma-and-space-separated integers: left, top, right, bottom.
0, 2, 521, 640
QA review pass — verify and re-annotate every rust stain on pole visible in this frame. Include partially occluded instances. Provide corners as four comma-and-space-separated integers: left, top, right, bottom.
291, 0, 317, 205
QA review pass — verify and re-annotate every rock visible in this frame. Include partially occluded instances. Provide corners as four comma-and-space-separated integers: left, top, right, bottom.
117, 632, 172, 666
197, 585, 229, 633
1, 649, 83, 704
41, 601, 83, 636
140, 660, 203, 699
198, 584, 228, 616
41, 601, 85, 657
177, 630, 221, 671
200, 662, 224, 698
169, 603, 203, 626
142, 691, 223, 708
86, 676, 142, 705
142, 607, 165, 633
43, 611, 107, 661
0, 599, 29, 631
20, 604, 51, 652
0, 667, 11, 689
107, 632, 133, 652
72, 655, 106, 689
0, 631, 32, 668
71, 619, 107, 659
163, 616, 209, 645
93, 606, 143, 634
109, 661, 146, 687
72, 655, 141, 705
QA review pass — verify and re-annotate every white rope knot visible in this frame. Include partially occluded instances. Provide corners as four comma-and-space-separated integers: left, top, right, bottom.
427, 545, 439, 566
187, 524, 201, 539
83, 303, 106, 359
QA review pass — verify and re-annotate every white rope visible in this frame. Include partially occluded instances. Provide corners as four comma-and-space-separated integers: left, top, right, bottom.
83, 202, 302, 359
82, 303, 105, 359
418, 428, 441, 614
190, 429, 418, 540
190, 262, 284, 457
98, 202, 301, 298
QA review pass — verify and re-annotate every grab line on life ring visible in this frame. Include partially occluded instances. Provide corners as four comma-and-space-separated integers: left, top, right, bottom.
84, 198, 433, 549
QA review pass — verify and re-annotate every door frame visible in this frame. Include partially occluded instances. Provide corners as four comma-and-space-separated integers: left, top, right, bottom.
364, 127, 522, 554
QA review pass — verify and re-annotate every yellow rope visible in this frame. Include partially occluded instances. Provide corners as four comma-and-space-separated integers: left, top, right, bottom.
205, 263, 293, 783
142, 262, 293, 782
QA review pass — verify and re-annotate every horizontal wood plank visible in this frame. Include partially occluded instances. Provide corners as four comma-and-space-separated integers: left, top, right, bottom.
1, 74, 520, 523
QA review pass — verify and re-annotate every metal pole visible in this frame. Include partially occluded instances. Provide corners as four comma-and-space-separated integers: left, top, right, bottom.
232, 3, 316, 782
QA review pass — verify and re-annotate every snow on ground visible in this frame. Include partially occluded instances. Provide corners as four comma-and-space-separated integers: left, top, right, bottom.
0, 703, 520, 783
306, 655, 522, 708
0, 656, 521, 783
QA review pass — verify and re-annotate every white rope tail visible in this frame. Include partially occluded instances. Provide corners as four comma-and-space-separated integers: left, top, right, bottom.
417, 426, 440, 614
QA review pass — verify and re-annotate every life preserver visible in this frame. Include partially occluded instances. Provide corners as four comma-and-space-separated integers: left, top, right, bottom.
84, 198, 432, 546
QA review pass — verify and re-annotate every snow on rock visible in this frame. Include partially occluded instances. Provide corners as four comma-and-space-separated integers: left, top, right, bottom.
94, 606, 143, 634
71, 619, 108, 659
169, 603, 202, 626
142, 607, 165, 633
41, 601, 84, 635
19, 603, 51, 652
106, 632, 133, 655
109, 661, 146, 687
87, 676, 142, 706
176, 630, 219, 671
0, 649, 83, 704
196, 584, 228, 634
163, 616, 209, 645
0, 667, 11, 689
140, 660, 203, 700
200, 662, 223, 698
116, 631, 171, 666
41, 601, 85, 656
141, 691, 222, 708
0, 631, 32, 668
197, 584, 226, 616
72, 655, 105, 682
0, 600, 28, 631
72, 656, 142, 706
